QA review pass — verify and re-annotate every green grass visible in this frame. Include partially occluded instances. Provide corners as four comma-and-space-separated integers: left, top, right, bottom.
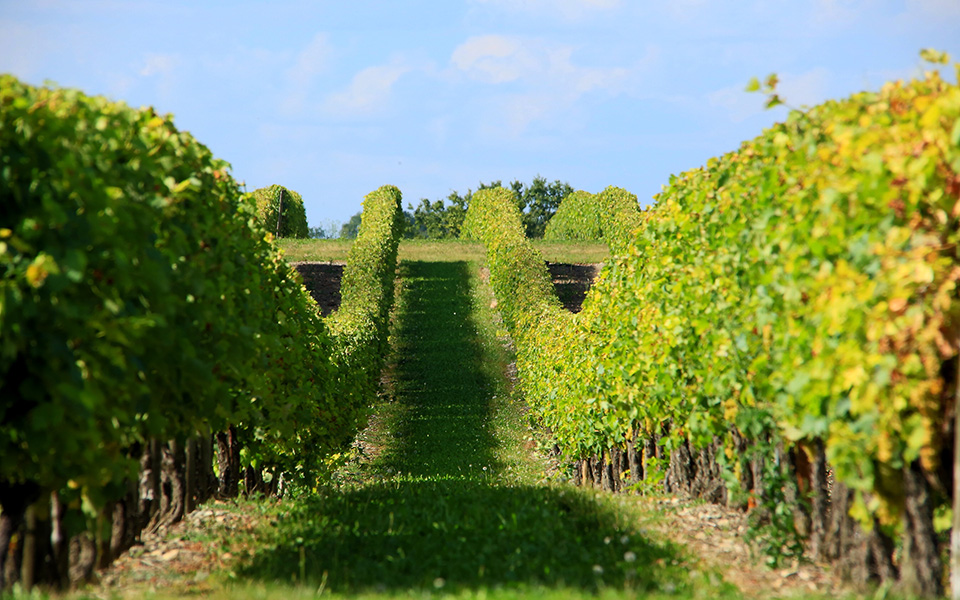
41, 247, 867, 600
278, 238, 608, 264
207, 260, 737, 599
279, 238, 353, 262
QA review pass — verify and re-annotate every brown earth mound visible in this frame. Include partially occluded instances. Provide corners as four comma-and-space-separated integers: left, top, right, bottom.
290, 261, 345, 316
545, 262, 602, 313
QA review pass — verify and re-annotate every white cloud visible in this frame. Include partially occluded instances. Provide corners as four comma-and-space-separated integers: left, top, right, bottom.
471, 0, 621, 19
451, 34, 631, 93
0, 20, 48, 78
499, 91, 556, 132
451, 35, 536, 83
450, 34, 650, 136
811, 0, 865, 24
286, 33, 331, 85
323, 60, 414, 117
661, 0, 711, 20
138, 53, 179, 100
777, 67, 831, 108
707, 84, 765, 123
281, 33, 333, 115
905, 0, 960, 18
139, 53, 176, 77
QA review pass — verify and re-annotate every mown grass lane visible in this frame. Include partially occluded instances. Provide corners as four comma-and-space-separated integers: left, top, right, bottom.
238, 261, 736, 599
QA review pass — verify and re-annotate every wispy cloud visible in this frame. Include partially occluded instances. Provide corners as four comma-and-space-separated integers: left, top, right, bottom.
286, 32, 332, 85
450, 34, 646, 135
138, 52, 179, 101
281, 33, 333, 115
707, 84, 765, 123
0, 20, 48, 79
451, 35, 536, 84
451, 34, 632, 92
471, 0, 621, 20
322, 59, 414, 117
778, 67, 831, 108
139, 53, 176, 77
905, 0, 960, 19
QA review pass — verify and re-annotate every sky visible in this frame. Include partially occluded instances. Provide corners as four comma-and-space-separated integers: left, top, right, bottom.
2, 1, 959, 229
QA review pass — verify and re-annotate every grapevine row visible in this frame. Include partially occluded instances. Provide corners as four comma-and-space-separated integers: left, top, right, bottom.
0, 76, 401, 590
468, 62, 960, 597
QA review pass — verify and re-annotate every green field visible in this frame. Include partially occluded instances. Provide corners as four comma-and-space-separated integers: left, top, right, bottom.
279, 238, 610, 264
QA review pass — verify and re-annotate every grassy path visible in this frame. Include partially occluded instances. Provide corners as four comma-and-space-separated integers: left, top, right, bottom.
234, 260, 735, 599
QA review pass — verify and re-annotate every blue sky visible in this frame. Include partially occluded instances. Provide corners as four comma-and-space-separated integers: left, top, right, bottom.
2, 1, 959, 228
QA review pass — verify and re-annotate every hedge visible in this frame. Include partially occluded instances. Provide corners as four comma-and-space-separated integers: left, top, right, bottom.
468, 59, 960, 597
0, 75, 402, 589
251, 184, 309, 238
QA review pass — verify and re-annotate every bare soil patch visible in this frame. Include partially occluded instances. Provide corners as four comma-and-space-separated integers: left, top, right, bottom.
545, 262, 602, 313
88, 502, 256, 597
290, 261, 345, 316
477, 262, 602, 313
647, 498, 848, 598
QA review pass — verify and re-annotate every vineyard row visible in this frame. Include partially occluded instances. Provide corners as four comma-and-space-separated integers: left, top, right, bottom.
0, 76, 403, 590
466, 62, 960, 598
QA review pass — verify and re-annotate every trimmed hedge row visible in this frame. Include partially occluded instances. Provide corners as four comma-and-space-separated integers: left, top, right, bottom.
324, 185, 404, 448
461, 186, 575, 471
0, 76, 402, 590
543, 190, 603, 242
251, 184, 309, 239
469, 63, 960, 597
543, 187, 642, 255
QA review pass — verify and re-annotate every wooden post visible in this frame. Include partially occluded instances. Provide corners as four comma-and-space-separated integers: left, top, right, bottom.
185, 437, 197, 513
275, 189, 284, 237
21, 504, 36, 591
951, 349, 960, 600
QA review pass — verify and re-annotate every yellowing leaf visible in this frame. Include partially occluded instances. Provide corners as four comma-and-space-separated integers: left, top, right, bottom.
913, 262, 935, 284
920, 48, 951, 64
843, 365, 867, 389
888, 297, 908, 314
25, 263, 47, 287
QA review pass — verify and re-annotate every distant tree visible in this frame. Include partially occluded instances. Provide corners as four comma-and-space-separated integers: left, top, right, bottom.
410, 198, 446, 238
407, 177, 570, 239
511, 176, 574, 238
308, 219, 342, 239
400, 210, 417, 239
339, 212, 363, 239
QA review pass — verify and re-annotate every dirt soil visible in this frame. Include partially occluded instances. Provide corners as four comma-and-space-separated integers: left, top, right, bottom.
479, 262, 603, 313
89, 504, 255, 597
647, 497, 848, 598
545, 262, 602, 313
290, 261, 345, 316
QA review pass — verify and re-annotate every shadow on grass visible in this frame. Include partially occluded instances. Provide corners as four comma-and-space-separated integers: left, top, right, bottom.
242, 480, 684, 593
377, 261, 501, 480
239, 262, 702, 595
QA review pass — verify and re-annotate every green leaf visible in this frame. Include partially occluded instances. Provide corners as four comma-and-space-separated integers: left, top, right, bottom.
920, 48, 950, 64
745, 77, 761, 93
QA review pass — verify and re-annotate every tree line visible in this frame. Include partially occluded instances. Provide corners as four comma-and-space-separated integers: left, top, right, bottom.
338, 176, 573, 240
